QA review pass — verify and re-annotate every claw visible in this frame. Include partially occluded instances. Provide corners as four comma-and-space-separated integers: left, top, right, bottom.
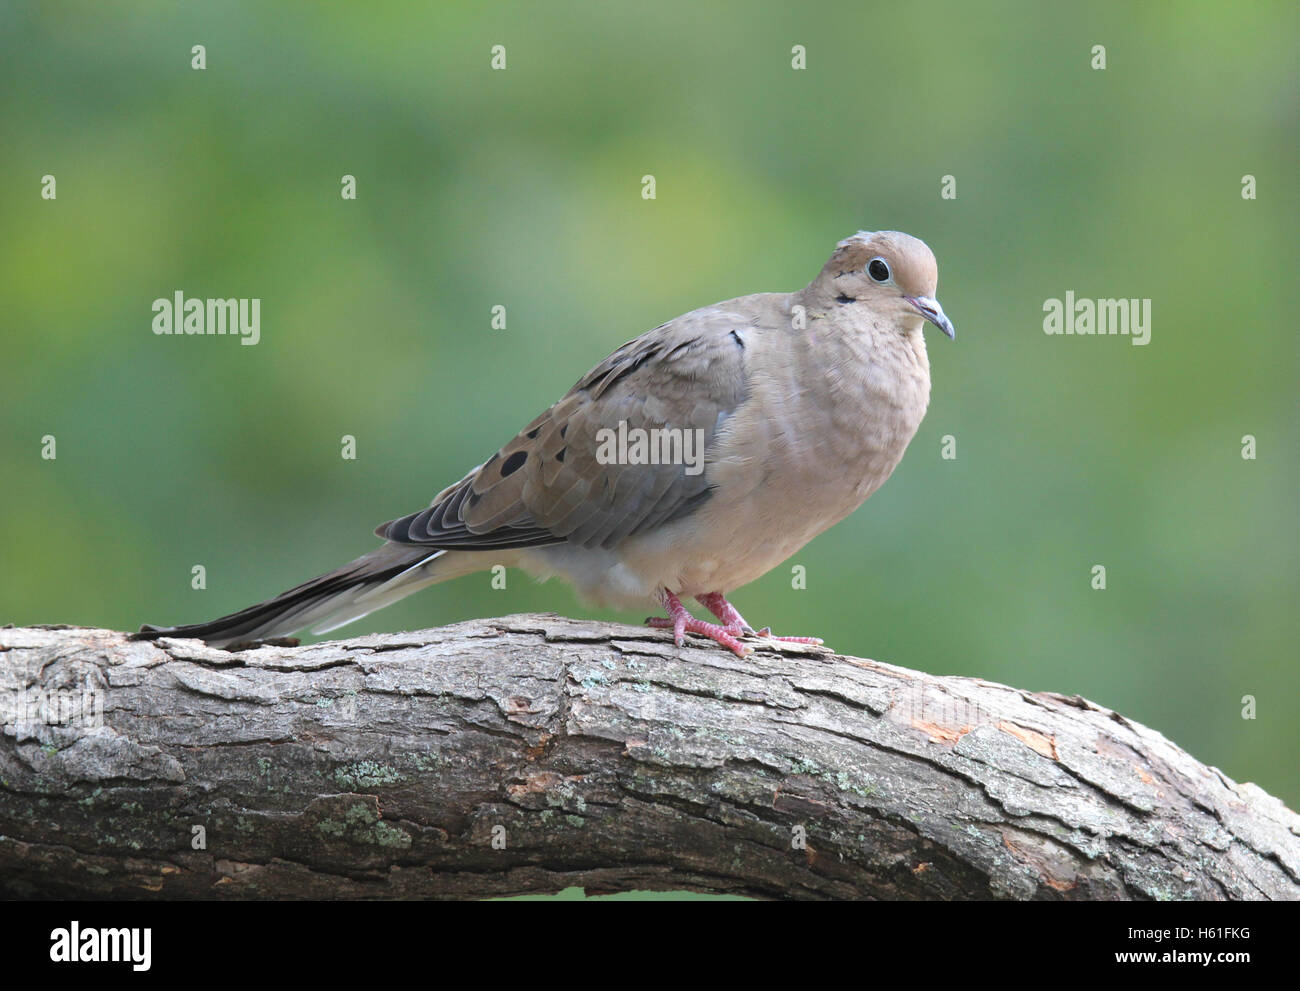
647, 591, 752, 656
699, 594, 825, 647
647, 590, 822, 656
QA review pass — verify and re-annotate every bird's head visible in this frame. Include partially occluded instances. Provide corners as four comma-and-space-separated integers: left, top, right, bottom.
815, 230, 954, 339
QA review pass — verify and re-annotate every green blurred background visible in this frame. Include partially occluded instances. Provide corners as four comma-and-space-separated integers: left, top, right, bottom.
2, 0, 1297, 819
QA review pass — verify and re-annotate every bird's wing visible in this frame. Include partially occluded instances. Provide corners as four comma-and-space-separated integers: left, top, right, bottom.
377, 307, 753, 551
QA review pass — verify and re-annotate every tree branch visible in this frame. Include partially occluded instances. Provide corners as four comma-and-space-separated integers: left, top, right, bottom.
1, 615, 1296, 899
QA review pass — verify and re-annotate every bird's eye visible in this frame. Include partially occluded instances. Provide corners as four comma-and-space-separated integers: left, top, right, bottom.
867, 258, 891, 283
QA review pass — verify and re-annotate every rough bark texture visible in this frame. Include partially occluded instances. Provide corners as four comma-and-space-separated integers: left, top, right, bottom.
1, 615, 1296, 900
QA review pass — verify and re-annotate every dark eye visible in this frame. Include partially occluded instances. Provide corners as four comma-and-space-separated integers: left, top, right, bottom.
868, 258, 891, 282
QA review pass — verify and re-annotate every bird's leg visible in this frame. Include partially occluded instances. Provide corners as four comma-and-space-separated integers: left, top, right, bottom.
646, 589, 751, 657
695, 592, 755, 633
697, 592, 825, 646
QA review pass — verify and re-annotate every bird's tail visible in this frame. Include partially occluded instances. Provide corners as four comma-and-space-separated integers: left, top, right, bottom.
134, 543, 467, 648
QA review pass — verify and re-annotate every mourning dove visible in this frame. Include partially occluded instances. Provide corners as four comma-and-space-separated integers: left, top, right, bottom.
137, 231, 954, 656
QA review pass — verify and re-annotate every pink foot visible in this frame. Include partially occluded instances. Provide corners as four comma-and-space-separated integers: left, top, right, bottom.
695, 592, 753, 632
697, 592, 824, 646
646, 590, 824, 657
647, 590, 751, 657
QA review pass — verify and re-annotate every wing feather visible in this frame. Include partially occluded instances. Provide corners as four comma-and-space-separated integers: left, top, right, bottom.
376, 309, 752, 552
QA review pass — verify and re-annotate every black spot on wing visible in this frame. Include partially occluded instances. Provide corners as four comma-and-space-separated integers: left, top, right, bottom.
501, 451, 527, 477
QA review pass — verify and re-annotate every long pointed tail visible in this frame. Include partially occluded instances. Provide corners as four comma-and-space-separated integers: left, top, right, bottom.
134, 543, 454, 647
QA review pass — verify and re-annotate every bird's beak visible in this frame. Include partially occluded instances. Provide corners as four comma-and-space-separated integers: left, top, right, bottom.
907, 295, 955, 340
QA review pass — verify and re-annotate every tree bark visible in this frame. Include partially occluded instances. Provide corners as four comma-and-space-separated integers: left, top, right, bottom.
1, 615, 1296, 900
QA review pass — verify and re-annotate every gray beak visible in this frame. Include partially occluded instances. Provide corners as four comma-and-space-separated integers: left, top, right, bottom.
907, 295, 955, 340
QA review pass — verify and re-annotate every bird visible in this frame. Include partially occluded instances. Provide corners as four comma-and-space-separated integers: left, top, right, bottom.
135, 230, 954, 657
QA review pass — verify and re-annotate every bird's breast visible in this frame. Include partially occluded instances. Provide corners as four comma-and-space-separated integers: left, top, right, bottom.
649, 330, 932, 592
746, 330, 930, 506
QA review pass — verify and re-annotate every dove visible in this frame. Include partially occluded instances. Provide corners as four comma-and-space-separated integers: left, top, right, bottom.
136, 230, 954, 656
